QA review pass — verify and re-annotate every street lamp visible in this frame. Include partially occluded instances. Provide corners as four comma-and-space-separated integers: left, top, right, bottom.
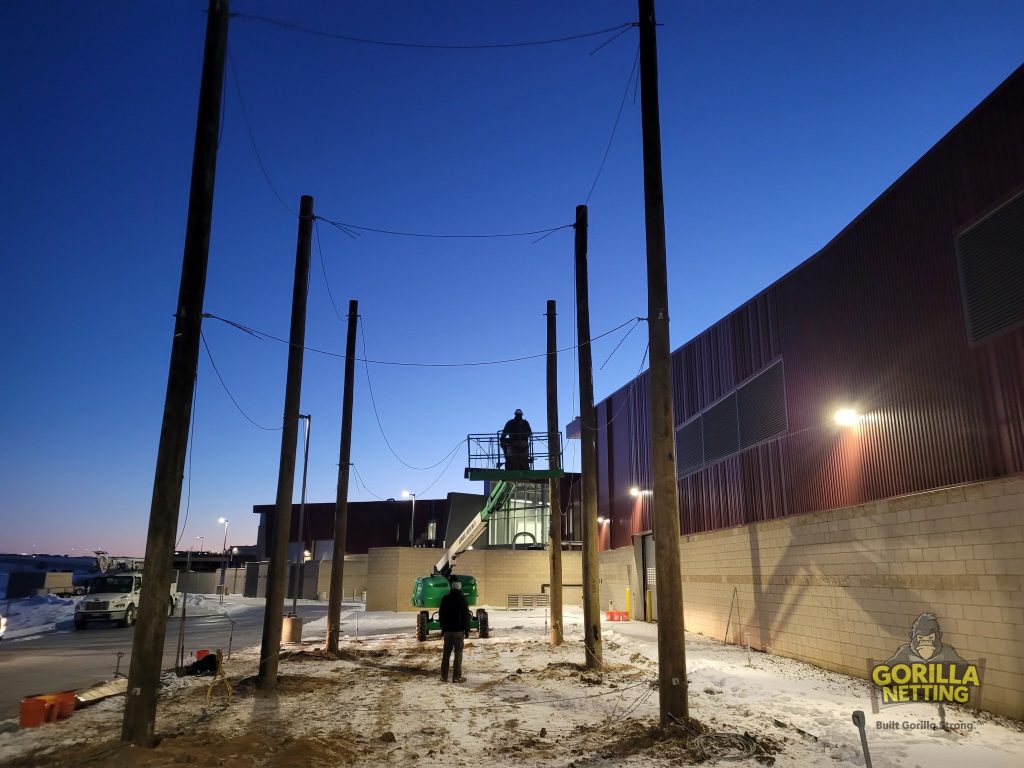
402, 490, 416, 547
218, 518, 230, 602
834, 408, 861, 427
196, 536, 204, 554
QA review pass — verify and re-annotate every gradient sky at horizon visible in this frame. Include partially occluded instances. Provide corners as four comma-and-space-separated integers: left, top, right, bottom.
2, 1, 1022, 557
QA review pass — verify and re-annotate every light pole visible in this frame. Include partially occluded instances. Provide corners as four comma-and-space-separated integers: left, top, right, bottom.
231, 546, 240, 594
402, 490, 416, 547
292, 414, 311, 615
218, 516, 229, 603
195, 536, 204, 557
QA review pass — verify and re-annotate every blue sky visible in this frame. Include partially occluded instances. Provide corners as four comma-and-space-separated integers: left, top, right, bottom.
1, 1, 1021, 557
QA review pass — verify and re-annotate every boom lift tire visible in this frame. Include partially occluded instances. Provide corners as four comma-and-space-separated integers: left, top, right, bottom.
416, 611, 429, 642
476, 608, 489, 639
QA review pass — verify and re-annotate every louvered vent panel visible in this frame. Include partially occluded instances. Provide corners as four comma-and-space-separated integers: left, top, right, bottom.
702, 393, 739, 464
738, 360, 788, 449
676, 416, 704, 478
957, 191, 1024, 343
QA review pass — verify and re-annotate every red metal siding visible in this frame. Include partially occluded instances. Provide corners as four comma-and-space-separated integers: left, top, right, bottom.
595, 65, 1024, 543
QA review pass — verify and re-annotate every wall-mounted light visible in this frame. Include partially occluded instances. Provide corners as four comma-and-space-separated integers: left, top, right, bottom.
630, 487, 652, 497
833, 408, 861, 427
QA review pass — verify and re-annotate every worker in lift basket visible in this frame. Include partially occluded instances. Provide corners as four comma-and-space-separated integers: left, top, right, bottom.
439, 577, 472, 683
500, 408, 532, 470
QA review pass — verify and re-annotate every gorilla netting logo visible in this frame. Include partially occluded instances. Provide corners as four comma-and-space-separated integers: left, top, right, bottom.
869, 613, 982, 712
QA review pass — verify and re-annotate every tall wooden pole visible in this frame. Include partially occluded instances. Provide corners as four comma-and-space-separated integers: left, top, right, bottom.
327, 299, 358, 652
638, 0, 688, 724
574, 204, 602, 669
545, 299, 564, 645
121, 0, 228, 747
258, 194, 313, 687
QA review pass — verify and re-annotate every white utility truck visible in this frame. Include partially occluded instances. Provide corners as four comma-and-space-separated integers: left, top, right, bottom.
74, 573, 177, 629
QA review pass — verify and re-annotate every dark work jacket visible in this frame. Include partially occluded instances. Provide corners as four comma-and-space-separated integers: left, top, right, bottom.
438, 589, 471, 633
501, 416, 532, 442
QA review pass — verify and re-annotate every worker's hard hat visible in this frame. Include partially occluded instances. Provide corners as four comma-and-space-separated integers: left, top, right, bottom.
515, 408, 523, 415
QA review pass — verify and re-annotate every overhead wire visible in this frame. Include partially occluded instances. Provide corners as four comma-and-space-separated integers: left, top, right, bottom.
350, 464, 386, 501
227, 48, 296, 217
413, 440, 465, 497
599, 315, 644, 371
316, 215, 573, 241
585, 44, 641, 205
314, 220, 346, 324
201, 331, 286, 431
174, 376, 199, 549
231, 12, 635, 52
358, 319, 471, 471
202, 312, 642, 368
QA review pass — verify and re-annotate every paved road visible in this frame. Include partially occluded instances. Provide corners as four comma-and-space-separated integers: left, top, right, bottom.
0, 603, 329, 722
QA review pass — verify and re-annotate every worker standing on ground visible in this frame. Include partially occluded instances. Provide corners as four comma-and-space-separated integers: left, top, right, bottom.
500, 408, 532, 470
439, 576, 472, 683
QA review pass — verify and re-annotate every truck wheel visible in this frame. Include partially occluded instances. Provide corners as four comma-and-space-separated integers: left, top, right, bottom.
477, 608, 489, 639
416, 611, 428, 642
167, 598, 176, 616
121, 605, 137, 628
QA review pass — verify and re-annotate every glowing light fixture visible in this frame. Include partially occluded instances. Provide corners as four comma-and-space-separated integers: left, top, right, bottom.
630, 487, 652, 497
833, 408, 861, 426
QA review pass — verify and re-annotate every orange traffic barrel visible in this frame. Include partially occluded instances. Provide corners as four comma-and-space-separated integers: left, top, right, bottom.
20, 698, 48, 728
57, 692, 76, 719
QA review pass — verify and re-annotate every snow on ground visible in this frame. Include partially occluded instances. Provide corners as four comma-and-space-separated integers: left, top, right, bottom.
1, 600, 1022, 767
2, 594, 81, 639
0, 593, 279, 641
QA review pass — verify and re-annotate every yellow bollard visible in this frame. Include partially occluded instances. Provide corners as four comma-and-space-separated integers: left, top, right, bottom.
645, 589, 653, 622
625, 588, 632, 621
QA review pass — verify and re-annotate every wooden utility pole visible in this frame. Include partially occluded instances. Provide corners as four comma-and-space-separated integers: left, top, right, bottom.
574, 204, 602, 669
121, 0, 228, 747
258, 194, 313, 688
545, 299, 564, 645
327, 299, 358, 652
638, 0, 688, 724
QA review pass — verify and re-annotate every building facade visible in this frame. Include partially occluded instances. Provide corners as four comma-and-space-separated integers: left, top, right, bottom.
588, 65, 1024, 718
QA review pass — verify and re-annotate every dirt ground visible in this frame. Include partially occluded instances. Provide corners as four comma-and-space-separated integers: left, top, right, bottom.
0, 635, 779, 768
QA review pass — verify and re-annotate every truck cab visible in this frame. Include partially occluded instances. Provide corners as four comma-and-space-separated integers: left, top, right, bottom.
74, 573, 175, 629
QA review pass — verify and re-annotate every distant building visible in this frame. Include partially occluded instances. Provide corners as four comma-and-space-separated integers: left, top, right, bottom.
252, 478, 582, 561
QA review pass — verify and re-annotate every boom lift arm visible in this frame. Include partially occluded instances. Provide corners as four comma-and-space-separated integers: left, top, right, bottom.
434, 480, 517, 577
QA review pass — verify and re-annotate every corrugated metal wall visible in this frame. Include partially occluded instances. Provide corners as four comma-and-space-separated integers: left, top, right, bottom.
595, 64, 1024, 541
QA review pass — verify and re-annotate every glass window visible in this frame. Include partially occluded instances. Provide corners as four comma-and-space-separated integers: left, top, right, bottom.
488, 484, 549, 547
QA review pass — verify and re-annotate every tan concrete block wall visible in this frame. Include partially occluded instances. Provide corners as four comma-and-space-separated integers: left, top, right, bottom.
367, 548, 441, 611
598, 474, 1024, 720
366, 548, 584, 611
476, 550, 583, 607
222, 568, 246, 595
310, 554, 368, 600
598, 546, 639, 616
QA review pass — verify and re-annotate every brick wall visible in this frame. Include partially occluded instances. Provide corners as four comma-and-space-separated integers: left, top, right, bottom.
598, 475, 1024, 719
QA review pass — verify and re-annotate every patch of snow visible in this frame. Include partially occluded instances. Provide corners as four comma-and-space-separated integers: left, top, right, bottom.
1, 603, 1021, 767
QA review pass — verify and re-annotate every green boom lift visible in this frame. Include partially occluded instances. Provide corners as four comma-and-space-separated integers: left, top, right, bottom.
411, 431, 563, 641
